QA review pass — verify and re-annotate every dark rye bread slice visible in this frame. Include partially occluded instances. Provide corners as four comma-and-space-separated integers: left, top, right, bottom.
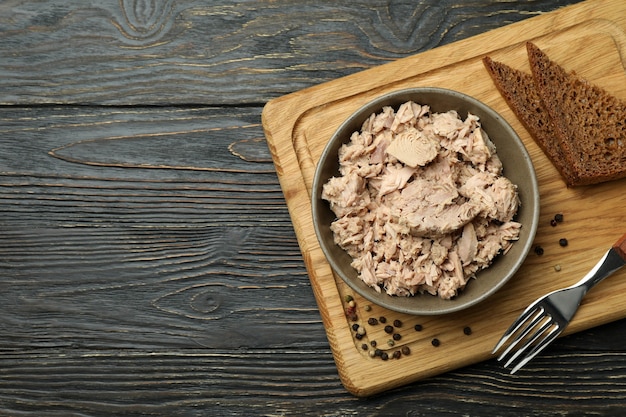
527, 41, 626, 186
482, 56, 578, 186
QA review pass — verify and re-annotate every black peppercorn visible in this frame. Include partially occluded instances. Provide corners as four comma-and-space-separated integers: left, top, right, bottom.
550, 219, 557, 227
431, 338, 440, 347
379, 316, 387, 324
352, 324, 359, 331
355, 333, 363, 340
393, 319, 402, 328
401, 346, 411, 355
367, 317, 378, 326
370, 340, 377, 347
534, 245, 544, 255
361, 343, 368, 351
414, 324, 423, 331
463, 326, 472, 335
393, 350, 401, 359
381, 352, 389, 361
554, 213, 564, 223
559, 238, 568, 247
384, 325, 394, 334
392, 333, 401, 341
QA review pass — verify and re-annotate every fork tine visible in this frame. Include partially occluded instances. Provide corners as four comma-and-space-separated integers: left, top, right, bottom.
492, 304, 544, 354
509, 326, 561, 374
496, 308, 547, 361
492, 239, 626, 374
502, 316, 555, 367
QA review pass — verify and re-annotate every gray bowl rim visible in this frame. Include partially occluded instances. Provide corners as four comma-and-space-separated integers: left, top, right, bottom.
311, 86, 540, 315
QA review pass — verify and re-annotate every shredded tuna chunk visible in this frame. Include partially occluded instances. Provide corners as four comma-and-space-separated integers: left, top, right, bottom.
321, 101, 522, 299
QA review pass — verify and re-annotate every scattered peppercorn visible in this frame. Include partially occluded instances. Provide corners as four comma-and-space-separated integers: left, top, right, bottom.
357, 327, 366, 336
401, 346, 411, 355
352, 324, 359, 331
369, 349, 376, 358
367, 317, 378, 326
355, 333, 363, 340
344, 295, 353, 303
393, 333, 401, 341
370, 340, 377, 347
379, 316, 387, 324
431, 338, 440, 347
463, 326, 472, 335
559, 238, 568, 247
393, 350, 402, 359
361, 343, 368, 351
364, 305, 372, 312
414, 324, 423, 331
393, 319, 402, 328
374, 349, 382, 357
381, 352, 389, 361
348, 300, 356, 308
554, 264, 561, 272
554, 213, 564, 223
387, 339, 395, 347
345, 305, 357, 321
534, 245, 544, 255
550, 219, 557, 227
384, 325, 394, 334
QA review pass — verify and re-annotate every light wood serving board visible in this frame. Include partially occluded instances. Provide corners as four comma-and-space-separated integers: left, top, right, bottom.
262, 0, 626, 397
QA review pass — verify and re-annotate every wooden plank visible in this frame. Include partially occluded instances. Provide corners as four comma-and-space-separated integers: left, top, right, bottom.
2, 338, 626, 416
263, 0, 626, 396
0, 0, 583, 105
0, 106, 327, 351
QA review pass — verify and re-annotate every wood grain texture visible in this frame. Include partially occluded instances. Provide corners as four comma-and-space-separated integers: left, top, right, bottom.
0, 0, 582, 105
6, 0, 626, 415
0, 106, 320, 352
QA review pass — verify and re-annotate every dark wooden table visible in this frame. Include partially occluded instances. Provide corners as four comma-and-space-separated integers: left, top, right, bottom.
2, 0, 626, 415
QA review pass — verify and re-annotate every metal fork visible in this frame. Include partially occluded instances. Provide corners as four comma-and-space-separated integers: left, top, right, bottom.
493, 233, 626, 374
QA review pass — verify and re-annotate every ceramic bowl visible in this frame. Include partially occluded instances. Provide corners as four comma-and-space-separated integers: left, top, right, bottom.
311, 87, 539, 315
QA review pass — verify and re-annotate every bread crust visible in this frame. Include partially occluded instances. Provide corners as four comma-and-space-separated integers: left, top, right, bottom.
527, 42, 626, 186
483, 43, 626, 186
482, 55, 577, 185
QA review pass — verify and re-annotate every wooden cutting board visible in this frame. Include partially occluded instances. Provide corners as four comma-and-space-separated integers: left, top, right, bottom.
262, 0, 626, 397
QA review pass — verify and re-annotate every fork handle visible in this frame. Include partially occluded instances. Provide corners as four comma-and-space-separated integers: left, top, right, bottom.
576, 233, 626, 291
613, 233, 626, 262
